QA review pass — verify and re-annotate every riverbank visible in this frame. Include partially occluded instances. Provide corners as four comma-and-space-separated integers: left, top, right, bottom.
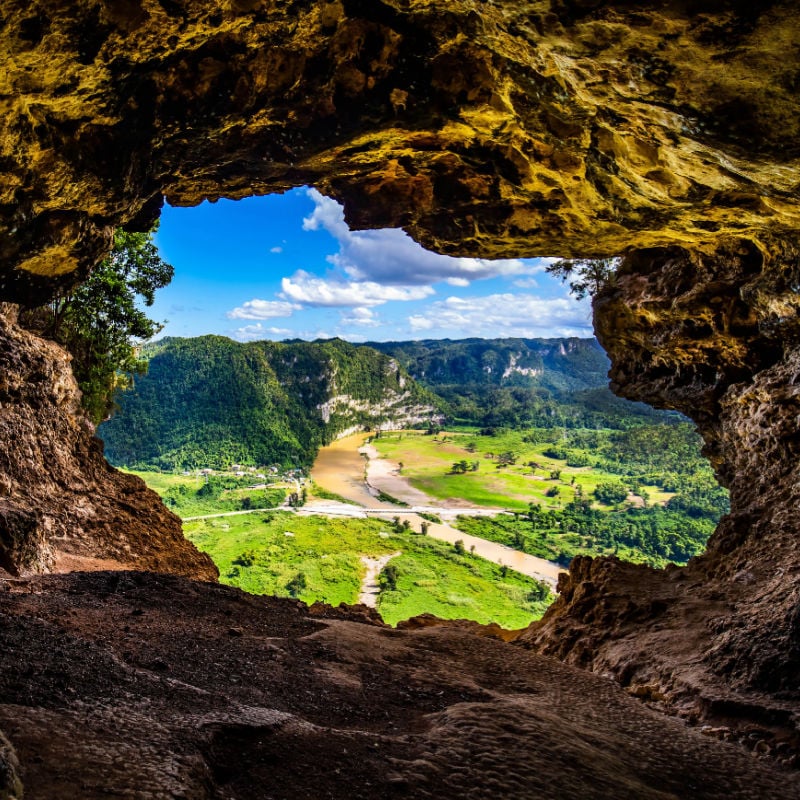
310, 433, 566, 589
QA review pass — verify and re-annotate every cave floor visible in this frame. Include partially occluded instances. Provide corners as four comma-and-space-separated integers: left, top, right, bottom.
0, 571, 797, 800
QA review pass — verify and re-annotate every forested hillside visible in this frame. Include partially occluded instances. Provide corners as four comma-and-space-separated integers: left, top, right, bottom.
99, 336, 441, 470
100, 335, 680, 472
368, 338, 669, 428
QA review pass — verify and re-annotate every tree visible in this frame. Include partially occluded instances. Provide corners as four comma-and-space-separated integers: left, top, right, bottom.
286, 572, 307, 598
546, 257, 618, 300
381, 564, 399, 591
26, 226, 173, 424
454, 539, 466, 555
594, 481, 629, 505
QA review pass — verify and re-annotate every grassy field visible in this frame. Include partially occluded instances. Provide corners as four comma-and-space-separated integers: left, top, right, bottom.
371, 429, 672, 511
126, 469, 286, 518
184, 512, 552, 628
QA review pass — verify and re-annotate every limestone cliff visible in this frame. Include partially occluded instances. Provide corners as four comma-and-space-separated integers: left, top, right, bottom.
0, 304, 217, 579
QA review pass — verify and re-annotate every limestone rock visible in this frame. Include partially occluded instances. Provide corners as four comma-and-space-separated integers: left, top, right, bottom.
0, 731, 22, 800
523, 239, 800, 742
0, 1, 799, 303
0, 571, 797, 799
0, 304, 217, 580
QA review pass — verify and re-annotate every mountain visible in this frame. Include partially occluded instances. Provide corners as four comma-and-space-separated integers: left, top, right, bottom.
367, 337, 670, 428
99, 336, 442, 471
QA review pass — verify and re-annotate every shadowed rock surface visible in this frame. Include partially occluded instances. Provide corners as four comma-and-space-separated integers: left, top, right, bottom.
0, 304, 217, 581
1, 0, 799, 301
523, 238, 800, 751
1, 570, 798, 799
1, 0, 800, 794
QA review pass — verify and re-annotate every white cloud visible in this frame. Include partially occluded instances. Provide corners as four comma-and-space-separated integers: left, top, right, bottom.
340, 306, 381, 327
270, 246, 283, 254
302, 188, 546, 287
406, 293, 593, 339
408, 315, 435, 331
281, 270, 434, 307
231, 323, 293, 342
227, 299, 300, 320
512, 277, 539, 289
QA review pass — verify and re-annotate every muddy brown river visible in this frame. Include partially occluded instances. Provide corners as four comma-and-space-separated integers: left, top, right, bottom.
310, 433, 565, 588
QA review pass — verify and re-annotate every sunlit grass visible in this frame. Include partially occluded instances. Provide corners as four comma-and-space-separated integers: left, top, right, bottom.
371, 430, 673, 510
184, 512, 552, 628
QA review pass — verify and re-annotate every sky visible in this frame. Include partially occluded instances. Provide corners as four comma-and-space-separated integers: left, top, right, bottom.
150, 187, 593, 343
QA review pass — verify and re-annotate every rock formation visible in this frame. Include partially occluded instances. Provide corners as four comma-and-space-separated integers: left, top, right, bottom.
1, 570, 798, 799
524, 235, 800, 741
2, 0, 799, 303
2, 0, 800, 793
0, 304, 217, 580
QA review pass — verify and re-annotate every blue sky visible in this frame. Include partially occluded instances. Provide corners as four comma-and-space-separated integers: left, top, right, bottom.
150, 187, 593, 343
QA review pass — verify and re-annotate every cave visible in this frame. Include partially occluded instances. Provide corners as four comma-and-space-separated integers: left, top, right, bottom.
1, 1, 799, 797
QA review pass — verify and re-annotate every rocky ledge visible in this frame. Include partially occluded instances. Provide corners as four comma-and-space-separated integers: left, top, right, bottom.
1, 570, 798, 799
0, 304, 216, 581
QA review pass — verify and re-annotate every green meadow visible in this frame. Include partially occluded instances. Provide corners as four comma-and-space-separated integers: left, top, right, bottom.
184, 512, 552, 628
370, 428, 672, 511
125, 469, 286, 518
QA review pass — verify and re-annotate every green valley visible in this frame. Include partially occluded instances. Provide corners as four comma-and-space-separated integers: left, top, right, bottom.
369, 423, 726, 568
104, 334, 729, 628
100, 335, 441, 471
184, 512, 553, 628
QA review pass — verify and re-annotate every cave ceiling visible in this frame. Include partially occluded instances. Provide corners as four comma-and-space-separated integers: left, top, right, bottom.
1, 0, 799, 303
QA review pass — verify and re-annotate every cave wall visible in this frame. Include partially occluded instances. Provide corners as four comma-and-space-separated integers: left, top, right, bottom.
0, 303, 217, 580
1, 0, 799, 726
524, 238, 800, 715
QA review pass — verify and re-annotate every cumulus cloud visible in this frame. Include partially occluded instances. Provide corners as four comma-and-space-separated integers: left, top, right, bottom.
270, 246, 283, 254
281, 270, 434, 307
512, 277, 539, 289
407, 293, 592, 338
227, 299, 300, 320
408, 315, 435, 331
231, 323, 293, 342
302, 188, 546, 286
340, 306, 381, 327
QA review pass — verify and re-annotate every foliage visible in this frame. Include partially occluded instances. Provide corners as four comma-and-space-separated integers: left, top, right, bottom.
100, 335, 440, 470
23, 227, 173, 423
368, 336, 669, 429
126, 469, 285, 518
545, 257, 619, 300
455, 502, 715, 569
184, 512, 553, 627
593, 481, 629, 505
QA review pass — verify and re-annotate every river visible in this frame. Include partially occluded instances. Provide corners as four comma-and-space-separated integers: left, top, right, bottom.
310, 432, 566, 589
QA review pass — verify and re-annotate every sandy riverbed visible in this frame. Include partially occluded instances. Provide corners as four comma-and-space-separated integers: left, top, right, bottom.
311, 433, 566, 588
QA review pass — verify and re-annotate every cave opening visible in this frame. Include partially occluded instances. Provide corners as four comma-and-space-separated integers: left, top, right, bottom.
2, 1, 800, 792
78, 188, 728, 631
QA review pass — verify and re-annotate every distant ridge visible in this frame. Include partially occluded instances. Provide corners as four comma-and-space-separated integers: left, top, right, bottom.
367, 337, 667, 429
99, 335, 670, 471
